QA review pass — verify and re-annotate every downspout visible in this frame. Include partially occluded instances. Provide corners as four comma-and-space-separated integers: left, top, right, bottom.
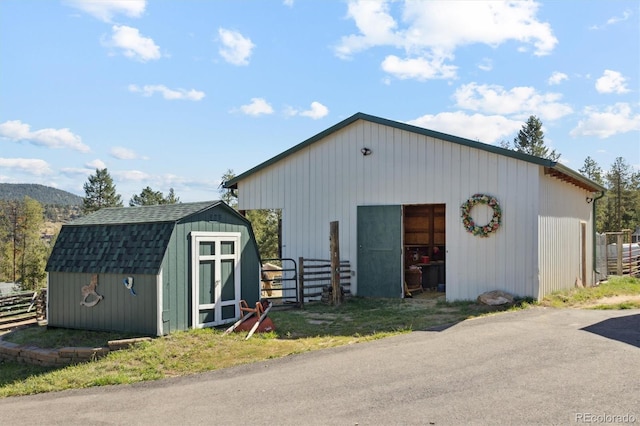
592, 190, 605, 282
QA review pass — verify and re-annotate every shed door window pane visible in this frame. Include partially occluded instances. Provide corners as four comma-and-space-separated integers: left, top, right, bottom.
199, 242, 215, 256
221, 241, 235, 255
199, 260, 215, 304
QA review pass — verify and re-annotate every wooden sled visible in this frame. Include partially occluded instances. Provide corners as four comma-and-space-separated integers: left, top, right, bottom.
223, 300, 274, 338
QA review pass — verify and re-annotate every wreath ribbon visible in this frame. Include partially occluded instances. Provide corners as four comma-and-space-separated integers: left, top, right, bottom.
461, 194, 502, 237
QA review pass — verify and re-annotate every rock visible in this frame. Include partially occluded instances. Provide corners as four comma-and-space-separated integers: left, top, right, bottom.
477, 290, 515, 306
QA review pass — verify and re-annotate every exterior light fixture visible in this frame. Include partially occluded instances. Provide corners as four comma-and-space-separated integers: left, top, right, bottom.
361, 147, 372, 156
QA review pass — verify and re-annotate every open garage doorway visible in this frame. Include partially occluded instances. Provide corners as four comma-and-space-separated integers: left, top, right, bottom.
403, 204, 446, 296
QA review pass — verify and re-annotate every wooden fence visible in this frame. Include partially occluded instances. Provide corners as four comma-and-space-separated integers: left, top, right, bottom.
0, 289, 46, 331
601, 231, 640, 278
298, 258, 351, 306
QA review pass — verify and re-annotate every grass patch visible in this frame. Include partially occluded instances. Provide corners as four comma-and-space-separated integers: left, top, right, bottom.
3, 326, 138, 348
0, 294, 529, 398
541, 276, 640, 308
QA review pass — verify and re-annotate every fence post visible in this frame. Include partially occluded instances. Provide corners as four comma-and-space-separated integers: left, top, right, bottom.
330, 221, 342, 306
298, 256, 305, 309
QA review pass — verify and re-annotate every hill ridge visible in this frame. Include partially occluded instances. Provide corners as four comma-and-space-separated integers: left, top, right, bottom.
0, 183, 82, 206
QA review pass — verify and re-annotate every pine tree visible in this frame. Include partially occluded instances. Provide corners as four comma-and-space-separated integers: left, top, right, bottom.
512, 115, 560, 161
129, 186, 180, 206
579, 156, 606, 232
604, 157, 635, 231
219, 169, 238, 207
82, 168, 123, 214
0, 197, 47, 287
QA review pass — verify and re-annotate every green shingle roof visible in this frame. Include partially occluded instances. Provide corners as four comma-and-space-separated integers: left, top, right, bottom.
46, 201, 223, 275
69, 201, 221, 225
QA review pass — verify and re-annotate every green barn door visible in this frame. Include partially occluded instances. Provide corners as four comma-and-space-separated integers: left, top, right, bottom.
357, 205, 402, 298
191, 232, 241, 328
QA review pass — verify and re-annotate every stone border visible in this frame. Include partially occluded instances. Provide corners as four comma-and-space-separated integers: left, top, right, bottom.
0, 334, 152, 367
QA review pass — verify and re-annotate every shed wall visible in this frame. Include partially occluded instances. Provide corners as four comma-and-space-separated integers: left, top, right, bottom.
160, 206, 261, 334
538, 170, 594, 298
47, 272, 158, 335
237, 120, 541, 301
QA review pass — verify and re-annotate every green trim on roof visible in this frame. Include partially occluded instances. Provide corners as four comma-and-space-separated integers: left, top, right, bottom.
225, 112, 605, 193
69, 201, 223, 226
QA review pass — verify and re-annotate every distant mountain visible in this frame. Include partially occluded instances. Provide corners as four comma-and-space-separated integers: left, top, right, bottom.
0, 183, 82, 206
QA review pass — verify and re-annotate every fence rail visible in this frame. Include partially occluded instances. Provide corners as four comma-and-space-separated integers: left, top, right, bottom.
601, 231, 640, 278
0, 289, 46, 330
298, 258, 351, 306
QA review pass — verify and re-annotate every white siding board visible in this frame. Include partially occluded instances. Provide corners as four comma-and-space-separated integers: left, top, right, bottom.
538, 170, 592, 298
234, 119, 593, 301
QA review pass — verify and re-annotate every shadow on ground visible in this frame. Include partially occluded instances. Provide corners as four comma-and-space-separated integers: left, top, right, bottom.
581, 313, 640, 348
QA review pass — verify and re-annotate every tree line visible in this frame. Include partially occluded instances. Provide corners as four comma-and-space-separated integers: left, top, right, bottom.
503, 115, 639, 233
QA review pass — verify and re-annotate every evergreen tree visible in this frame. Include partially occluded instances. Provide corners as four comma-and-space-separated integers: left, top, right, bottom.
129, 186, 179, 206
219, 169, 238, 207
579, 156, 606, 232
579, 156, 604, 185
603, 157, 635, 231
511, 115, 560, 161
82, 168, 123, 214
0, 197, 47, 288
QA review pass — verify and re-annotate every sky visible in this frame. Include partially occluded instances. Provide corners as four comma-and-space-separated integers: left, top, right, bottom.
0, 0, 638, 203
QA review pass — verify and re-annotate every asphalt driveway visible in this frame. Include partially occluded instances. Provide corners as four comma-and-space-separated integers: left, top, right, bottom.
1, 307, 639, 425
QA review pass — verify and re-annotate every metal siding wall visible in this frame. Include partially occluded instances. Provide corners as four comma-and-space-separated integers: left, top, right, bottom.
237, 121, 541, 300
538, 171, 593, 298
48, 272, 158, 335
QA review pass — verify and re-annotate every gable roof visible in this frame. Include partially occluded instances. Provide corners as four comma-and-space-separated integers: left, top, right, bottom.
225, 112, 605, 193
46, 201, 227, 275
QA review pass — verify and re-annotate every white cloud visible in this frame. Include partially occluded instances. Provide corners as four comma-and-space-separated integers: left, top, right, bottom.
407, 111, 523, 144
336, 0, 557, 80
0, 120, 90, 152
0, 158, 52, 175
453, 83, 573, 121
570, 103, 640, 138
218, 28, 255, 66
283, 0, 294, 6
548, 71, 568, 85
590, 9, 632, 30
103, 25, 161, 62
113, 170, 150, 181
239, 98, 274, 116
65, 0, 146, 22
86, 159, 107, 170
381, 55, 457, 80
477, 58, 493, 72
110, 147, 143, 160
128, 84, 205, 101
595, 70, 630, 94
286, 102, 330, 119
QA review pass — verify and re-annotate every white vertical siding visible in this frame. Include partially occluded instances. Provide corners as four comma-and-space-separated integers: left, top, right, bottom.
237, 120, 552, 300
538, 170, 593, 298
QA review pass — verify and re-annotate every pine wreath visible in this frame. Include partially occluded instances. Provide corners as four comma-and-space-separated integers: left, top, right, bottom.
461, 194, 502, 237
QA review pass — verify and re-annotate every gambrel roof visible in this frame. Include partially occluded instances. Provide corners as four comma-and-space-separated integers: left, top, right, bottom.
46, 201, 227, 275
225, 112, 605, 193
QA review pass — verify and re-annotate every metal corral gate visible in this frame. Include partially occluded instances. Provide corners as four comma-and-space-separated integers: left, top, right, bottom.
260, 258, 300, 308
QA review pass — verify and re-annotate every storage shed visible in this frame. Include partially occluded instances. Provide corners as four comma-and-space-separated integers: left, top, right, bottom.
225, 112, 606, 302
46, 201, 261, 336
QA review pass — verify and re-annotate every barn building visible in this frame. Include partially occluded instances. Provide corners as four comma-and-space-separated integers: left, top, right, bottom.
45, 201, 261, 336
225, 113, 605, 301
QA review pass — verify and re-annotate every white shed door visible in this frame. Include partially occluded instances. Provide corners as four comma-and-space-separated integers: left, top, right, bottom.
190, 232, 241, 328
